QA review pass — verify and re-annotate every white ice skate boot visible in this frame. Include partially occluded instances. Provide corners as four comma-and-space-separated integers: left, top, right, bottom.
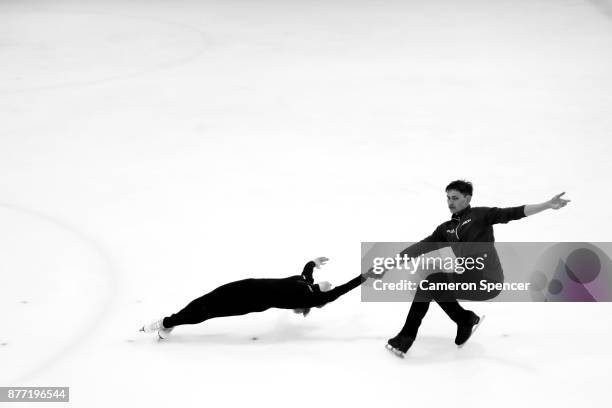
140, 318, 165, 333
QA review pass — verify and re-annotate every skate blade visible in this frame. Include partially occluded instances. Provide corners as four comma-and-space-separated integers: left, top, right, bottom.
385, 344, 405, 359
458, 314, 486, 349
157, 328, 174, 340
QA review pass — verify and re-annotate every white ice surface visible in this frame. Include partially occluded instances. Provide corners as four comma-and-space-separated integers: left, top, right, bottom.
1, 0, 612, 407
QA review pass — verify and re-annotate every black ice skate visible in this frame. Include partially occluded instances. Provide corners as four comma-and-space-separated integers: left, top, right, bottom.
455, 312, 485, 347
386, 334, 414, 358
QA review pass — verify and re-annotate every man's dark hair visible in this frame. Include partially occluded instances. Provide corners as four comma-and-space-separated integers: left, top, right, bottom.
446, 180, 473, 196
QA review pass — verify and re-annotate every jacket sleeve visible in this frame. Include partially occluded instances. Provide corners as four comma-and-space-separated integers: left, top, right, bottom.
301, 261, 316, 283
399, 225, 449, 259
483, 205, 526, 225
304, 275, 365, 307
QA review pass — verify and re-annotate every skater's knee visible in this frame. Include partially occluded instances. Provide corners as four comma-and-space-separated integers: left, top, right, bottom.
414, 288, 433, 302
482, 288, 502, 300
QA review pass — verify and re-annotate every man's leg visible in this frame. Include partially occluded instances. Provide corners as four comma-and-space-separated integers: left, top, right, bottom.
387, 276, 439, 355
398, 272, 469, 338
433, 272, 502, 345
391, 271, 503, 353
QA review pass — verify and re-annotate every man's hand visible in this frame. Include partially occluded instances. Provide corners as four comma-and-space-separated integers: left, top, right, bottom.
364, 266, 388, 280
548, 192, 571, 210
314, 257, 329, 269
525, 192, 571, 216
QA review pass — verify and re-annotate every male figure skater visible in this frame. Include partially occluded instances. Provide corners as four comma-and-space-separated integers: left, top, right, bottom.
141, 257, 375, 339
386, 180, 570, 357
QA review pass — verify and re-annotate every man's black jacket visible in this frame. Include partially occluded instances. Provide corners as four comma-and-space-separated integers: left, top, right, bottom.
399, 205, 526, 274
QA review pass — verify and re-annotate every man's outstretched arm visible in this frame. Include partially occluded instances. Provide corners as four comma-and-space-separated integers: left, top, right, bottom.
484, 205, 527, 224
360, 227, 448, 279
485, 192, 570, 224
399, 225, 448, 259
524, 192, 571, 216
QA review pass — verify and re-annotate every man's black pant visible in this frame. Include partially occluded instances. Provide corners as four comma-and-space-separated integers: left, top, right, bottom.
399, 270, 502, 338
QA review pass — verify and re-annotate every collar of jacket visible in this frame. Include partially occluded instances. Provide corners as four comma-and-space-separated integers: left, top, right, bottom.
451, 205, 472, 220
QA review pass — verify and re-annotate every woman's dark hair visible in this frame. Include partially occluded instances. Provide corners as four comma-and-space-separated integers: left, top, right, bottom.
445, 180, 473, 196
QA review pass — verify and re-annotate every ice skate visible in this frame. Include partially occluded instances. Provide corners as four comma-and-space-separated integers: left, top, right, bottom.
385, 334, 414, 358
140, 318, 165, 333
157, 326, 174, 340
456, 312, 485, 347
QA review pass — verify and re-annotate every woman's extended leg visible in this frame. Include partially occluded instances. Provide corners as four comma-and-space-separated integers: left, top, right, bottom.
162, 278, 271, 328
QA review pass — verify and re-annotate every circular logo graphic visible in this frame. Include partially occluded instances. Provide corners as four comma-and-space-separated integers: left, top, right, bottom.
529, 243, 612, 302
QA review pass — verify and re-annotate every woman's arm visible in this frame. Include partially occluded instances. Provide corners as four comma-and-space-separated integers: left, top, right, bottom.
306, 275, 366, 308
301, 257, 329, 283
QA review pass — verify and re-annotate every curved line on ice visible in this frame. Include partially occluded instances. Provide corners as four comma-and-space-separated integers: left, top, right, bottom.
0, 7, 212, 94
0, 202, 118, 385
